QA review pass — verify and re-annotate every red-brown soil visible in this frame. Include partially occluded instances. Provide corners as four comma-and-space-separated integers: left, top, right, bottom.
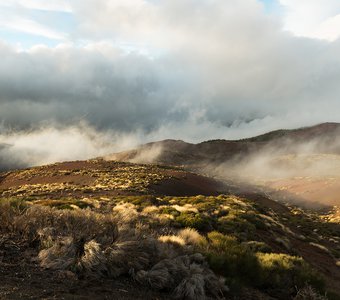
264, 177, 340, 207
150, 173, 226, 196
0, 160, 227, 199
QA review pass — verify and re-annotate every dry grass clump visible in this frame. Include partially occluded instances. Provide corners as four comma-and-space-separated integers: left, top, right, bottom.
0, 192, 333, 299
0, 198, 38, 227
104, 237, 159, 278
178, 228, 206, 246
0, 201, 229, 298
112, 202, 138, 224
135, 253, 227, 300
159, 235, 186, 247
37, 225, 155, 277
148, 213, 174, 227
293, 285, 327, 300
158, 229, 206, 249
78, 240, 108, 276
37, 223, 228, 298
13, 205, 118, 246
172, 204, 198, 213
141, 205, 159, 215
38, 237, 77, 270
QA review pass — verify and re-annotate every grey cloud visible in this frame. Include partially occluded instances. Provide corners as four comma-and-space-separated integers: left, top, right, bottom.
1, 0, 340, 169
0, 44, 179, 131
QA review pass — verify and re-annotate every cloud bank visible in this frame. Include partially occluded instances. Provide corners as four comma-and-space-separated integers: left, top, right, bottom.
1, 0, 340, 169
279, 0, 340, 41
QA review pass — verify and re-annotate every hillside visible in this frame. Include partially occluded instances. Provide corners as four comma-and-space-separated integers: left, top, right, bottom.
243, 123, 340, 143
0, 160, 226, 200
1, 159, 340, 299
105, 123, 340, 167
105, 123, 340, 209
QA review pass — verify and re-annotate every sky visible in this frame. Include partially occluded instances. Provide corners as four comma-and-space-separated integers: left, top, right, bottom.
1, 0, 340, 168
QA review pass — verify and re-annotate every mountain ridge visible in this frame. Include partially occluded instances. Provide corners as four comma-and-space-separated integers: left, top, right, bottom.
105, 122, 340, 167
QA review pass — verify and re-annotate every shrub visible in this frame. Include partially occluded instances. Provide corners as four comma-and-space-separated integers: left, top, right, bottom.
118, 195, 161, 210
217, 214, 256, 238
242, 212, 268, 230
243, 241, 272, 253
158, 235, 186, 247
294, 285, 327, 300
11, 205, 118, 246
175, 212, 213, 232
256, 253, 325, 298
203, 232, 260, 286
34, 199, 93, 210
200, 232, 325, 299
159, 206, 180, 217
177, 228, 206, 246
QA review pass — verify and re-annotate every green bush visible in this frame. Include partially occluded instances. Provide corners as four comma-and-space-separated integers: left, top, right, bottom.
256, 253, 325, 298
243, 241, 272, 253
158, 206, 180, 217
242, 212, 268, 230
204, 232, 260, 286
217, 214, 256, 238
175, 211, 214, 231
34, 199, 93, 210
200, 232, 325, 299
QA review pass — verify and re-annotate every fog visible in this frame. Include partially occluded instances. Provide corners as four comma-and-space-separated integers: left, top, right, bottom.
202, 135, 340, 208
2, 0, 340, 173
0, 122, 144, 171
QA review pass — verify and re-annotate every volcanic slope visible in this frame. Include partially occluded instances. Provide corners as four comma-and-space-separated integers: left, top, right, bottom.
105, 122, 340, 209
105, 123, 340, 167
0, 159, 226, 200
1, 159, 340, 299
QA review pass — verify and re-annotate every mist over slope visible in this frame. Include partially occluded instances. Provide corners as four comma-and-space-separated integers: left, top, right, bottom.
106, 123, 340, 165
105, 122, 340, 208
1, 158, 340, 299
2, 124, 340, 299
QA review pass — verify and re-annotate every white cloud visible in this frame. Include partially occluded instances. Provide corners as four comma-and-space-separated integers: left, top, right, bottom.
2, 17, 66, 40
71, 0, 271, 50
279, 0, 340, 41
0, 123, 143, 169
19, 0, 72, 12
314, 14, 340, 41
0, 0, 69, 42
0, 0, 72, 12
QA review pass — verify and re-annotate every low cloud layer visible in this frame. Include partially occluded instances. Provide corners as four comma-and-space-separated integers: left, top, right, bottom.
199, 133, 340, 207
0, 123, 144, 170
1, 0, 340, 169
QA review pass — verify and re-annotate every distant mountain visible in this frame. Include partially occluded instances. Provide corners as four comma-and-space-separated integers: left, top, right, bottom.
104, 123, 340, 208
243, 122, 340, 142
105, 122, 340, 167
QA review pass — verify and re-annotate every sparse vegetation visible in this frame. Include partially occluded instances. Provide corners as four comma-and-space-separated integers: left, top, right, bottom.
1, 190, 335, 299
0, 160, 339, 299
